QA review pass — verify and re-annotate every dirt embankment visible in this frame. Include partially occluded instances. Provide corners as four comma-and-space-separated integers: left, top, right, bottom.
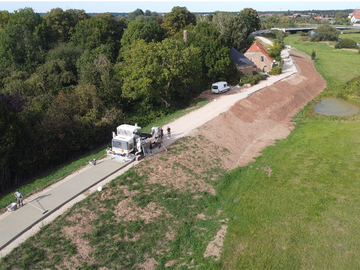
190, 50, 326, 170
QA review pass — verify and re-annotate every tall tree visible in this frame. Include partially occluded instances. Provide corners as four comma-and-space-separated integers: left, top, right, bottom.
120, 20, 165, 50
210, 11, 234, 36
161, 6, 196, 36
187, 21, 235, 84
0, 10, 10, 29
71, 13, 124, 62
116, 38, 201, 110
43, 8, 89, 42
37, 42, 83, 91
223, 8, 261, 52
79, 54, 120, 107
127, 8, 144, 21
0, 8, 53, 71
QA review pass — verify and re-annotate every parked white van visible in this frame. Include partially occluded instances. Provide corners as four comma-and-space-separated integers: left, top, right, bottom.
211, 81, 230, 94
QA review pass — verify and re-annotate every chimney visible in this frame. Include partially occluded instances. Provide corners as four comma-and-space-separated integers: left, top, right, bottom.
183, 30, 188, 42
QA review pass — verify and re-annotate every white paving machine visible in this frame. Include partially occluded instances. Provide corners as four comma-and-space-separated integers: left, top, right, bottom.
107, 124, 158, 162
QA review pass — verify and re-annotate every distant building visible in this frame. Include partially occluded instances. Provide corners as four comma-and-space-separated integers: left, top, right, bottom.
229, 47, 256, 75
349, 10, 360, 24
244, 40, 274, 73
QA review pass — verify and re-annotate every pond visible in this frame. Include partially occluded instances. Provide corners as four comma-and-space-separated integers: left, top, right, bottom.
314, 97, 360, 116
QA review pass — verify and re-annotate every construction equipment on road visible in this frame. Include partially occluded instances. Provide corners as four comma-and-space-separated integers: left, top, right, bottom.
107, 124, 158, 162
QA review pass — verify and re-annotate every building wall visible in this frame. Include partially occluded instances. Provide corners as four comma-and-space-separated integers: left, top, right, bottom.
238, 65, 256, 75
244, 52, 273, 72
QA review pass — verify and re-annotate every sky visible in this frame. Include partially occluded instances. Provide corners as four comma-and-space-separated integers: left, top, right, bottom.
0, 0, 359, 14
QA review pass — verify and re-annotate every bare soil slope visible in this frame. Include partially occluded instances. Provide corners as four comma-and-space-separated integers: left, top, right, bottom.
192, 50, 326, 170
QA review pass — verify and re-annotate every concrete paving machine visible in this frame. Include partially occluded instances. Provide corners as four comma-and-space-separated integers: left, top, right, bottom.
107, 124, 158, 162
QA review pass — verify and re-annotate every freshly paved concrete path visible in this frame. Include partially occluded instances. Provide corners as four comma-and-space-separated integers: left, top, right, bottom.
0, 46, 298, 256
0, 160, 129, 251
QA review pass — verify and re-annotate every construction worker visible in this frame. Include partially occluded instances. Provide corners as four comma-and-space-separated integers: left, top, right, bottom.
14, 190, 24, 207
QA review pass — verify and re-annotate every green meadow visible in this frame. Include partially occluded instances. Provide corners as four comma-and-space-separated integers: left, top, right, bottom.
285, 34, 359, 85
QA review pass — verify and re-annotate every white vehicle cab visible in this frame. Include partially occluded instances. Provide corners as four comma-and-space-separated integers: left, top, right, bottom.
211, 81, 230, 94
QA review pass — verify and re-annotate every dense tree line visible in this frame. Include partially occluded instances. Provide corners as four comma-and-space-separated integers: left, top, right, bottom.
0, 6, 260, 193
260, 10, 352, 29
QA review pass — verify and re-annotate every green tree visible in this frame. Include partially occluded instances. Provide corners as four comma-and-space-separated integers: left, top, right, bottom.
161, 6, 196, 36
187, 21, 235, 83
71, 13, 124, 62
310, 24, 340, 42
79, 54, 120, 107
116, 38, 201, 110
222, 8, 261, 52
120, 20, 165, 50
37, 42, 83, 91
127, 8, 144, 21
210, 11, 234, 36
0, 10, 10, 29
268, 42, 282, 61
0, 8, 54, 71
43, 8, 89, 42
237, 8, 261, 36
0, 94, 26, 191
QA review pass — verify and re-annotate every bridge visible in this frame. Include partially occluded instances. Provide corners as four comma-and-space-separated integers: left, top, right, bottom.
270, 26, 360, 34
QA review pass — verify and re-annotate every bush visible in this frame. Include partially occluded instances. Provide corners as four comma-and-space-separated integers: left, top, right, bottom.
310, 24, 340, 42
269, 65, 282, 75
311, 50, 316, 60
239, 73, 267, 86
335, 38, 358, 49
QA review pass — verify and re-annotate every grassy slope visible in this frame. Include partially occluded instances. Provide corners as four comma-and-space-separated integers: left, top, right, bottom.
219, 34, 360, 268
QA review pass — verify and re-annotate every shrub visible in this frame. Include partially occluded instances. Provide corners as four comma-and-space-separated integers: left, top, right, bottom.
311, 50, 316, 60
335, 38, 358, 49
310, 24, 340, 42
269, 66, 282, 75
239, 73, 267, 86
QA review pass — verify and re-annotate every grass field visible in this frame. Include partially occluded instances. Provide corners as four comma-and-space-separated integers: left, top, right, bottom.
340, 32, 360, 43
284, 34, 360, 85
219, 117, 360, 268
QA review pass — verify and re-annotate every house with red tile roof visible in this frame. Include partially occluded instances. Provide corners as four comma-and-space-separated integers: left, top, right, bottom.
244, 40, 274, 73
349, 10, 360, 24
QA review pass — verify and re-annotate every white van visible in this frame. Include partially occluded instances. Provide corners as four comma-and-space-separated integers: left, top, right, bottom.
211, 81, 230, 94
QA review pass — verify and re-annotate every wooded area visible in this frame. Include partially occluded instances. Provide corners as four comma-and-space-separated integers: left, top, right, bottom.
0, 7, 261, 193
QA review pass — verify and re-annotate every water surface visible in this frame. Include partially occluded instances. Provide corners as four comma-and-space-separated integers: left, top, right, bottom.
314, 97, 360, 116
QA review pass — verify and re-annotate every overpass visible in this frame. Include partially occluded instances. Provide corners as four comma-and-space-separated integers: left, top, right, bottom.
271, 26, 360, 34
